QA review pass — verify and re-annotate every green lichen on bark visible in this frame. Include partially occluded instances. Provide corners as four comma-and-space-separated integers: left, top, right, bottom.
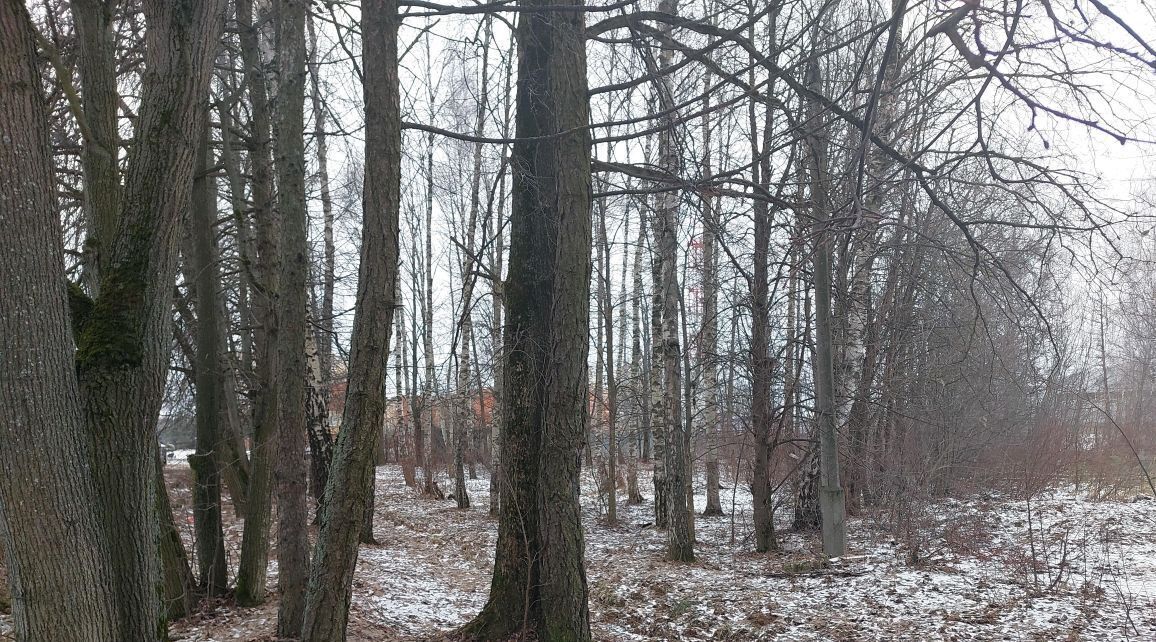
74, 235, 149, 372
67, 278, 94, 336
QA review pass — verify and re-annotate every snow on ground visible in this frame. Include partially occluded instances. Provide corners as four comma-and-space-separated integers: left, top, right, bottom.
3, 463, 1154, 641
169, 448, 196, 462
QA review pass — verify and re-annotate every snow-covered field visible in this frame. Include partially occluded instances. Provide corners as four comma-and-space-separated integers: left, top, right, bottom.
168, 463, 1156, 641
4, 463, 1154, 641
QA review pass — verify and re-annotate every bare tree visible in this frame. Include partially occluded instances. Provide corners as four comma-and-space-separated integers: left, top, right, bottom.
459, 0, 594, 635
236, 0, 280, 606
299, 0, 402, 636
272, 0, 310, 634
0, 4, 118, 638
189, 114, 228, 597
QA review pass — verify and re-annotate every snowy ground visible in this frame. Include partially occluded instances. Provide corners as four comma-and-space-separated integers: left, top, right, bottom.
4, 462, 1155, 641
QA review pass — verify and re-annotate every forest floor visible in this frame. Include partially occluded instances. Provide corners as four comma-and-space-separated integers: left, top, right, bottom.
4, 458, 1155, 641
166, 457, 1156, 641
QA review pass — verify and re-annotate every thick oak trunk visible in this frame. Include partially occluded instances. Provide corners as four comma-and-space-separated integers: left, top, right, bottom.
0, 5, 118, 637
72, 1, 226, 637
459, 0, 594, 637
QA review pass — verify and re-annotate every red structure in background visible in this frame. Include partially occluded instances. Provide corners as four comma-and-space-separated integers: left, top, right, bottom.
324, 380, 497, 467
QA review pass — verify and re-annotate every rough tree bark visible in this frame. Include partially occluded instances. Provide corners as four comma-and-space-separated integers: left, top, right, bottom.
458, 0, 594, 636
72, 0, 120, 289
156, 451, 197, 620
749, 68, 778, 553
299, 0, 401, 637
69, 0, 226, 637
272, 0, 310, 634
235, 0, 280, 607
0, 5, 118, 637
190, 118, 228, 596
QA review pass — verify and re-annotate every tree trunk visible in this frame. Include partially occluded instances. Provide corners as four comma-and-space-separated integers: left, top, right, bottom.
273, 0, 310, 634
217, 100, 257, 517
306, 328, 334, 510
592, 252, 605, 477
458, 0, 593, 636
189, 117, 228, 596
631, 216, 651, 467
360, 449, 379, 545
649, 211, 668, 527
422, 125, 439, 493
842, 2, 905, 510
699, 82, 724, 519
307, 12, 336, 508
802, 57, 847, 557
748, 60, 779, 551
0, 6, 119, 636
307, 13, 337, 382
72, 0, 121, 289
488, 29, 513, 516
71, 0, 226, 637
235, 0, 280, 607
625, 210, 646, 507
156, 452, 198, 621
650, 0, 693, 561
750, 190, 776, 551
597, 196, 619, 525
486, 214, 504, 512
299, 0, 402, 636
411, 260, 426, 491
396, 289, 415, 486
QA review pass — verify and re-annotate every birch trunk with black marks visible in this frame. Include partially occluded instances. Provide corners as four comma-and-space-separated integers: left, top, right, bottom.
699, 79, 724, 519
841, 2, 905, 511
653, 0, 693, 562
307, 12, 337, 506
649, 213, 668, 527
306, 327, 333, 510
